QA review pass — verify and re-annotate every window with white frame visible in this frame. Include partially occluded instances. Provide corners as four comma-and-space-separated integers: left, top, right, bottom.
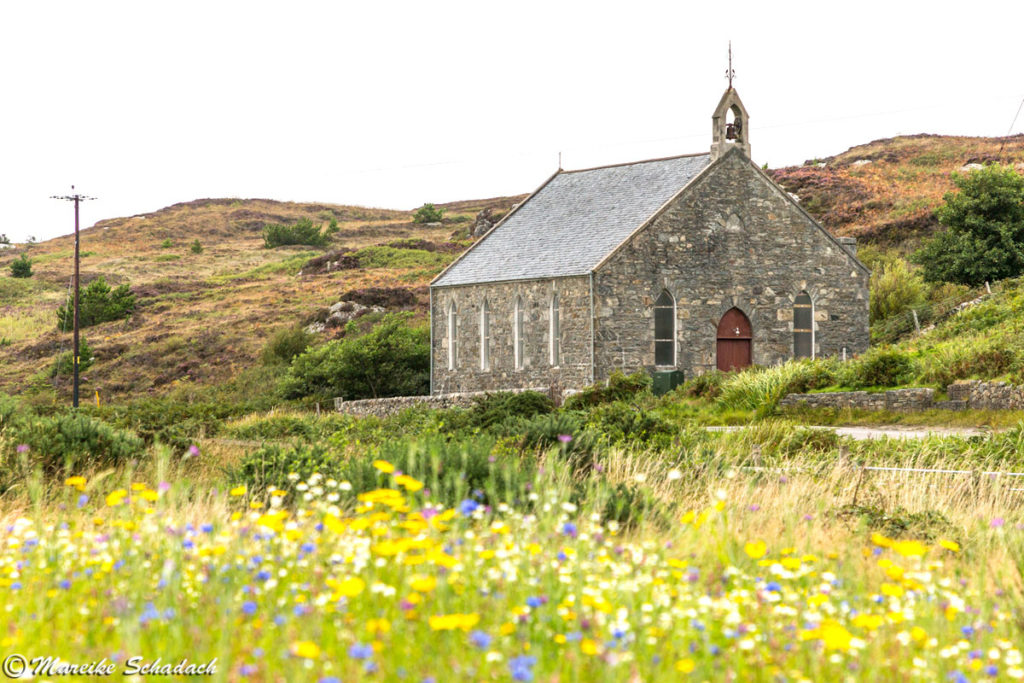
513, 296, 524, 370
447, 302, 458, 370
480, 299, 491, 370
794, 291, 814, 359
654, 290, 676, 366
549, 293, 560, 366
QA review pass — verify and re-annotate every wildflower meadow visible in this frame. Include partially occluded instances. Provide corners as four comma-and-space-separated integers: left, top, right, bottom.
1, 438, 1022, 682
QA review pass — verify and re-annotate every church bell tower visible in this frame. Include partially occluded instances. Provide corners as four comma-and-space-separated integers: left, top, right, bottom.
710, 44, 751, 162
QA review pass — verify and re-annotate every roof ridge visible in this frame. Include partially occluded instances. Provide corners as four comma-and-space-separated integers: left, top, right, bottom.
560, 151, 710, 175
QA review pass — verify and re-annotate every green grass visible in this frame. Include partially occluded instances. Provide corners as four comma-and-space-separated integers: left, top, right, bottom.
352, 245, 453, 270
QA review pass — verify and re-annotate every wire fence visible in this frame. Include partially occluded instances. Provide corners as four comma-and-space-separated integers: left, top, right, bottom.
870, 281, 998, 346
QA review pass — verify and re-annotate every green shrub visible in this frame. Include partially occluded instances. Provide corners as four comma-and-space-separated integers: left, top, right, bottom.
563, 371, 651, 410
463, 391, 554, 431
51, 338, 95, 378
160, 238, 173, 248
190, 239, 204, 254
718, 360, 834, 412
680, 370, 726, 399
832, 503, 955, 541
283, 314, 429, 400
9, 253, 32, 278
56, 277, 136, 331
413, 203, 444, 224
351, 246, 451, 270
5, 413, 144, 474
261, 326, 316, 366
263, 218, 329, 248
837, 347, 915, 388
870, 258, 927, 323
916, 337, 1019, 386
585, 401, 676, 446
913, 164, 1024, 286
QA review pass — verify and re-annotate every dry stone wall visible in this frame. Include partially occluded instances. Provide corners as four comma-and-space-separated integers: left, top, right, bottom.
780, 381, 1024, 412
335, 388, 549, 418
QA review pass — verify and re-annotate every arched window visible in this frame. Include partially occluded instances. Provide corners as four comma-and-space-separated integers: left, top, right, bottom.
549, 293, 560, 366
447, 302, 458, 370
654, 290, 676, 366
794, 291, 813, 359
480, 299, 490, 371
513, 296, 524, 370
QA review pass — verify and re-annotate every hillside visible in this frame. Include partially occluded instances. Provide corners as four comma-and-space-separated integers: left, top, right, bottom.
4, 133, 1024, 405
0, 196, 523, 403
770, 133, 1024, 249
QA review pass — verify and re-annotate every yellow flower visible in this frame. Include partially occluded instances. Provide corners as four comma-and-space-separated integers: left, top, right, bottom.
367, 618, 391, 635
105, 489, 127, 507
871, 532, 893, 548
806, 620, 855, 651
892, 540, 928, 558
394, 474, 424, 492
256, 511, 288, 532
881, 583, 905, 597
580, 638, 599, 655
429, 613, 480, 631
744, 541, 767, 559
680, 511, 696, 525
323, 513, 346, 533
910, 626, 928, 642
65, 476, 86, 489
410, 575, 437, 593
289, 641, 320, 659
500, 622, 516, 635
329, 576, 365, 598
852, 614, 885, 631
676, 658, 696, 673
130, 482, 147, 491
139, 490, 159, 502
373, 460, 395, 474
938, 539, 961, 553
230, 485, 247, 496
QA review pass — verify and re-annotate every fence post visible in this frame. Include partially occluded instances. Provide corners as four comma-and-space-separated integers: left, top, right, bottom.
912, 309, 920, 333
986, 281, 991, 294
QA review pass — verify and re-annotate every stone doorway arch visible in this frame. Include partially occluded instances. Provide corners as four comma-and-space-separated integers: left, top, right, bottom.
716, 308, 752, 371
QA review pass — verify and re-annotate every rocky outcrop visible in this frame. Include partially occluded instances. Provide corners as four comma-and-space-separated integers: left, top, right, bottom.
334, 388, 547, 417
471, 208, 495, 237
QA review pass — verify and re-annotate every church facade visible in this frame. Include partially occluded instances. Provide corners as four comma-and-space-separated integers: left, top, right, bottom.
429, 88, 870, 396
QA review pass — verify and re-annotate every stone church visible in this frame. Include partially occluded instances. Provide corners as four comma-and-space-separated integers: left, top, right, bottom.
429, 87, 869, 396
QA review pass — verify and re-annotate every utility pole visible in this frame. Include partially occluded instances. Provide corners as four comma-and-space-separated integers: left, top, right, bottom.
51, 186, 95, 408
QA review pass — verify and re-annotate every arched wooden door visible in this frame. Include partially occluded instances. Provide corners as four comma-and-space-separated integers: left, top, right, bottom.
716, 308, 752, 371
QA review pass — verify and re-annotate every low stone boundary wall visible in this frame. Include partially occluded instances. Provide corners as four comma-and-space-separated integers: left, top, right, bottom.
780, 381, 1024, 413
334, 388, 548, 418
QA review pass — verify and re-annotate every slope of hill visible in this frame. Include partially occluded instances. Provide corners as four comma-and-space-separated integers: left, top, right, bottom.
4, 133, 1024, 405
770, 133, 1024, 249
0, 196, 523, 403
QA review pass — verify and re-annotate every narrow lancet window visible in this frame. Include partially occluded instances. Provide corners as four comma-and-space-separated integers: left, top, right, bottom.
480, 299, 491, 370
794, 291, 813, 359
549, 294, 560, 366
447, 302, 458, 370
654, 290, 676, 366
513, 296, 524, 370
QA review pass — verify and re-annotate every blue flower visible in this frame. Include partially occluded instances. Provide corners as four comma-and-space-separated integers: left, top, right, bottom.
348, 643, 374, 660
256, 570, 271, 581
459, 499, 480, 515
239, 664, 258, 676
562, 522, 578, 537
765, 581, 781, 592
59, 579, 71, 590
985, 665, 999, 676
526, 596, 542, 608
509, 656, 537, 682
201, 523, 214, 533
242, 601, 258, 616
300, 542, 316, 554
319, 678, 342, 683
77, 494, 89, 508
469, 630, 492, 649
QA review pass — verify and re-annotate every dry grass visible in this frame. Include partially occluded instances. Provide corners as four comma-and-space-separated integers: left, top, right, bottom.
0, 195, 524, 401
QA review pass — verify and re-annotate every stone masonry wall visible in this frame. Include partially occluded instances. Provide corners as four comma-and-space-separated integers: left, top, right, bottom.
430, 276, 592, 395
780, 381, 1024, 412
593, 150, 870, 382
335, 388, 548, 418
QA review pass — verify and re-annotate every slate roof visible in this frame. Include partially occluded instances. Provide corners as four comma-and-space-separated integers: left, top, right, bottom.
432, 153, 711, 287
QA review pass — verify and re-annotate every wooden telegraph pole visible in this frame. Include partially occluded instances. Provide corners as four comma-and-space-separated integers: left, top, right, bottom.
51, 186, 95, 408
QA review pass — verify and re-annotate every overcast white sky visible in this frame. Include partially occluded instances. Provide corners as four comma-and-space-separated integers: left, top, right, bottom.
2, 1, 1022, 243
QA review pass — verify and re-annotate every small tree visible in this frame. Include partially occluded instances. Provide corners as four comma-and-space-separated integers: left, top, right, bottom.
913, 164, 1024, 286
9, 253, 32, 278
0, 233, 10, 245
190, 239, 204, 254
283, 314, 429, 400
57, 276, 136, 331
869, 257, 927, 323
51, 338, 95, 377
413, 203, 444, 224
263, 218, 329, 248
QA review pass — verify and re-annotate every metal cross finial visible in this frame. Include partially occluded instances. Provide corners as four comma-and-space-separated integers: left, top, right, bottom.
725, 41, 735, 89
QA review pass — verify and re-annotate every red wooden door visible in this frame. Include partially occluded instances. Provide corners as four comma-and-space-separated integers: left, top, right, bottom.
716, 308, 752, 371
